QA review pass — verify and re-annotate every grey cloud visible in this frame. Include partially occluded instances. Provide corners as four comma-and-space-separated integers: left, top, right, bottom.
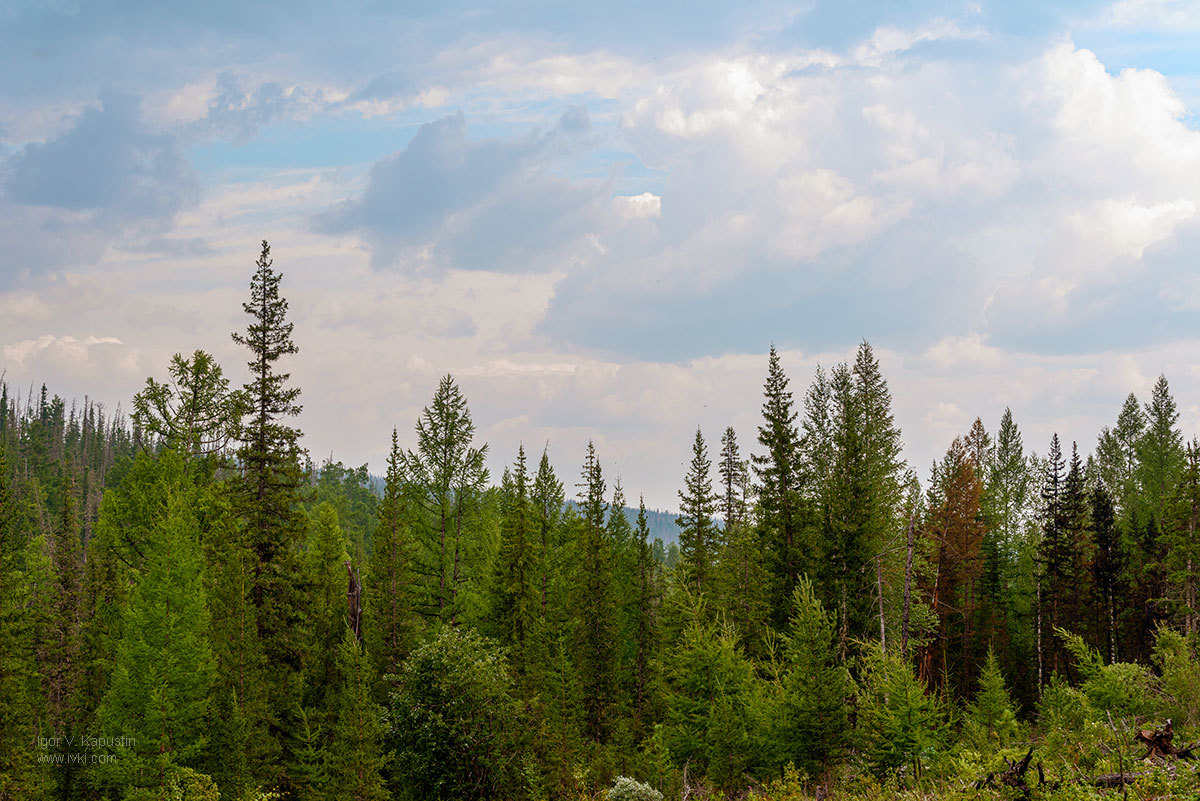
315, 107, 602, 272
4, 91, 196, 227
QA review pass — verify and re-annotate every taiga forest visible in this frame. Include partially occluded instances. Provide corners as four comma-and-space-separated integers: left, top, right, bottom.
5, 242, 1200, 801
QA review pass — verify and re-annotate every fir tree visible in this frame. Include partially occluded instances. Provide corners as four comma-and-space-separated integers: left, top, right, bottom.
631, 497, 659, 741
303, 502, 349, 720
718, 426, 745, 529
968, 647, 1018, 744
532, 447, 565, 621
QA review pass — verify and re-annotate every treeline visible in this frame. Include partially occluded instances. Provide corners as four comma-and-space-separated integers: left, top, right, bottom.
3, 241, 1200, 801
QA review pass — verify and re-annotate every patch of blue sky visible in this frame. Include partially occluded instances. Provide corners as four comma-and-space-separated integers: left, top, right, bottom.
190, 117, 429, 174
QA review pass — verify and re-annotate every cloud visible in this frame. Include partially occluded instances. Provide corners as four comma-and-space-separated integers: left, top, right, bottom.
4, 91, 196, 224
315, 107, 609, 273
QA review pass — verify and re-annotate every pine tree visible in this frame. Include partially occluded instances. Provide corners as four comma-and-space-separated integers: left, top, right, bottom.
677, 427, 718, 594
366, 429, 416, 682
1091, 480, 1123, 662
327, 630, 388, 801
43, 461, 82, 739
131, 349, 245, 459
1037, 434, 1069, 681
402, 375, 489, 623
754, 346, 806, 626
95, 493, 216, 794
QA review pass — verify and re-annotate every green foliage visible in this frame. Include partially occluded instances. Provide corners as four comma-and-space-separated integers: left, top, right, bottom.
1152, 626, 1200, 728
662, 596, 758, 793
96, 491, 216, 794
967, 648, 1019, 746
366, 428, 417, 683
132, 349, 245, 458
1056, 627, 1157, 719
771, 576, 849, 775
389, 626, 526, 801
676, 427, 718, 593
327, 629, 388, 801
402, 374, 490, 624
856, 643, 947, 780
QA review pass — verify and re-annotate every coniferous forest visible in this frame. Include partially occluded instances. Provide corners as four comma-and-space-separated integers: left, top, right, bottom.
8, 241, 1200, 801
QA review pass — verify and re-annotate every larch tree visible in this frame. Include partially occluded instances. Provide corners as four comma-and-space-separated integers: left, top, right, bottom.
402, 375, 489, 624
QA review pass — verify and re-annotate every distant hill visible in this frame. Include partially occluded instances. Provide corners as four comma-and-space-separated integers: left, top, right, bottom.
368, 474, 687, 545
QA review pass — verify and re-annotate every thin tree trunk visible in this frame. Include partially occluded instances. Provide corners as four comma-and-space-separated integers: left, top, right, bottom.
902, 514, 914, 654
877, 554, 887, 653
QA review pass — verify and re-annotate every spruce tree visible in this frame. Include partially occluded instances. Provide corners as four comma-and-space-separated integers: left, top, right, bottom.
718, 426, 745, 529
366, 428, 416, 682
491, 445, 539, 673
0, 447, 45, 797
532, 447, 565, 621
572, 440, 616, 743
230, 239, 307, 768
631, 496, 660, 741
303, 502, 349, 720
677, 427, 718, 594
754, 346, 806, 626
775, 576, 848, 775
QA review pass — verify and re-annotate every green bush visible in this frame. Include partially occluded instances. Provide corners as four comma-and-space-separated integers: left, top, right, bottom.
389, 626, 528, 801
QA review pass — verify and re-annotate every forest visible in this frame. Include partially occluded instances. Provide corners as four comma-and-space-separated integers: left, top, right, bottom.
5, 241, 1200, 801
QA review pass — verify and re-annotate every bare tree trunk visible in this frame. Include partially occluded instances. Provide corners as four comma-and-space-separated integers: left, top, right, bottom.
877, 554, 887, 653
1036, 574, 1044, 696
902, 513, 914, 654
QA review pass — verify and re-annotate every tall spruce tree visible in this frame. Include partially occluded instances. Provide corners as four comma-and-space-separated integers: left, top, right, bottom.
0, 447, 45, 797
327, 629, 388, 801
533, 447, 565, 622
230, 240, 307, 772
754, 346, 806, 627
677, 427, 718, 595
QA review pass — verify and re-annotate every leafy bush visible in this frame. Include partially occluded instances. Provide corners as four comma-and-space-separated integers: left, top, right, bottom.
389, 626, 528, 801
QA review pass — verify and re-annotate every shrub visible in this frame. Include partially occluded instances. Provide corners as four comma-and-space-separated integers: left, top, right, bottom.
607, 775, 663, 801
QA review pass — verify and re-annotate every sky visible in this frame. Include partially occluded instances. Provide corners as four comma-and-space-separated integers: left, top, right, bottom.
3, 0, 1200, 510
